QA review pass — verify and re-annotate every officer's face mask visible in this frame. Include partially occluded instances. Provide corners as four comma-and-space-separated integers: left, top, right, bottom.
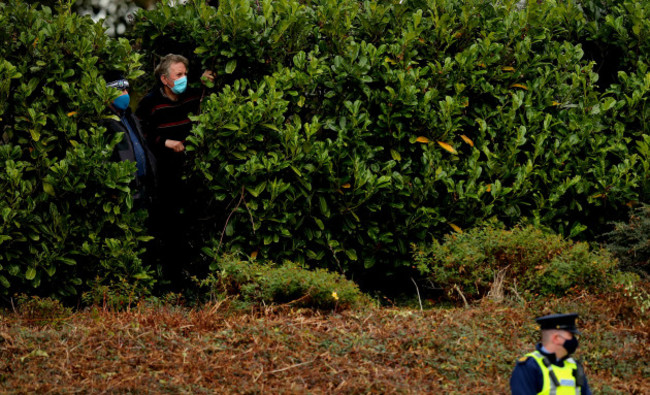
561, 336, 579, 355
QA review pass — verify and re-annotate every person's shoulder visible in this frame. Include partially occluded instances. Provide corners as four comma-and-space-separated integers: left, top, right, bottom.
513, 353, 542, 375
136, 88, 164, 115
124, 108, 139, 122
517, 355, 531, 365
140, 88, 163, 104
184, 87, 203, 99
102, 112, 123, 134
511, 353, 543, 395
515, 354, 539, 367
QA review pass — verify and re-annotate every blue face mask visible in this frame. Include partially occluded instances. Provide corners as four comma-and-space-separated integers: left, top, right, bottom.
170, 76, 187, 94
113, 93, 130, 111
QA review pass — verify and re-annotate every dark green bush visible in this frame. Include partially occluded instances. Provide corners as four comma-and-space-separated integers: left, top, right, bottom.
0, 0, 153, 300
5, 0, 650, 298
129, 0, 650, 279
201, 253, 369, 309
603, 204, 650, 277
413, 225, 628, 302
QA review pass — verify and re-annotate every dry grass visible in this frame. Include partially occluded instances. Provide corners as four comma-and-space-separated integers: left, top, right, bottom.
1, 292, 648, 394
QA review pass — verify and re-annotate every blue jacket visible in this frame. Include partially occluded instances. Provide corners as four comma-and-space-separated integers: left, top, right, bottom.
105, 108, 158, 207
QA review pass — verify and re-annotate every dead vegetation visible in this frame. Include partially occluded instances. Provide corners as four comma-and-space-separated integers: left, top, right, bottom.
1, 292, 648, 394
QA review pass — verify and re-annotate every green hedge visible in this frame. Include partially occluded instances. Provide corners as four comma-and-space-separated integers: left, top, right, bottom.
3, 0, 650, 299
413, 224, 630, 301
129, 0, 650, 277
201, 253, 368, 309
0, 0, 152, 299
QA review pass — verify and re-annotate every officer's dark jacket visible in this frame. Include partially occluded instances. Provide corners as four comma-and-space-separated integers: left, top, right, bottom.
510, 343, 592, 395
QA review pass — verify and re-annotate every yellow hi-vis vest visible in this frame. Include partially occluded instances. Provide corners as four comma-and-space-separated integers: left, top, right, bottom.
526, 351, 580, 395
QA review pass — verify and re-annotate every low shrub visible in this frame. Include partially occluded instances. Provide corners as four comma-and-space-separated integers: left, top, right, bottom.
12, 294, 72, 327
200, 253, 370, 310
621, 280, 650, 317
603, 204, 650, 277
80, 275, 153, 311
413, 225, 628, 302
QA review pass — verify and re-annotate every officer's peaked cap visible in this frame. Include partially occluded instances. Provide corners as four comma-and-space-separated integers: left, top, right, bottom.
535, 313, 581, 335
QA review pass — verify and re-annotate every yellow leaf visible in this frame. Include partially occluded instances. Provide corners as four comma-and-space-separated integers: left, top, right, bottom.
251, 250, 258, 259
437, 141, 457, 154
341, 183, 351, 189
29, 129, 40, 142
66, 111, 77, 117
478, 63, 486, 68
501, 66, 515, 72
385, 57, 396, 64
460, 135, 474, 147
448, 223, 463, 233
332, 292, 339, 301
390, 149, 402, 161
510, 83, 528, 90
416, 136, 430, 143
486, 184, 492, 192
42, 182, 55, 197
552, 101, 561, 106
591, 193, 605, 199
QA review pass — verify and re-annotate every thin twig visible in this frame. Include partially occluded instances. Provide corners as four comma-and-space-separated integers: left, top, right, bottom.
411, 277, 423, 311
266, 359, 315, 375
454, 284, 469, 308
241, 194, 256, 234
253, 368, 264, 382
328, 244, 344, 273
286, 293, 311, 306
216, 186, 246, 254
509, 279, 526, 305
10, 296, 17, 314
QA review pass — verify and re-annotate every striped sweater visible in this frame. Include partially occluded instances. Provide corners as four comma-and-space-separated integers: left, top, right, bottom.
135, 86, 203, 156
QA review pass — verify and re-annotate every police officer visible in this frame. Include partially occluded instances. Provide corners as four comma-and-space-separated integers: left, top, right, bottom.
510, 313, 592, 395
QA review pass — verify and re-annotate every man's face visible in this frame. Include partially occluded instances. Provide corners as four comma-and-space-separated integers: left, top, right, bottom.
553, 330, 579, 357
162, 62, 187, 87
554, 330, 573, 344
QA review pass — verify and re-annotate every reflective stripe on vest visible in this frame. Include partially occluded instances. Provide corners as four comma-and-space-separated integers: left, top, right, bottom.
526, 351, 580, 395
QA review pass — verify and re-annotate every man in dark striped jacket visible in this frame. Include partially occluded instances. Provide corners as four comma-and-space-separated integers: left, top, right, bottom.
136, 54, 214, 285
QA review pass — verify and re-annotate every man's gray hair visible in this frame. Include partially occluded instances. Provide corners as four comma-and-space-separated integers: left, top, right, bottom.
155, 53, 189, 80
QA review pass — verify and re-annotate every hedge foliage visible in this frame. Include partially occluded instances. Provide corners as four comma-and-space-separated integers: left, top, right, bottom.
604, 204, 650, 276
412, 224, 629, 302
129, 0, 650, 276
0, 0, 152, 298
201, 253, 368, 309
3, 0, 650, 299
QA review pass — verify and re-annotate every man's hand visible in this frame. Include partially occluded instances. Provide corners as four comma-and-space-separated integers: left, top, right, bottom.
165, 139, 185, 152
201, 70, 215, 85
